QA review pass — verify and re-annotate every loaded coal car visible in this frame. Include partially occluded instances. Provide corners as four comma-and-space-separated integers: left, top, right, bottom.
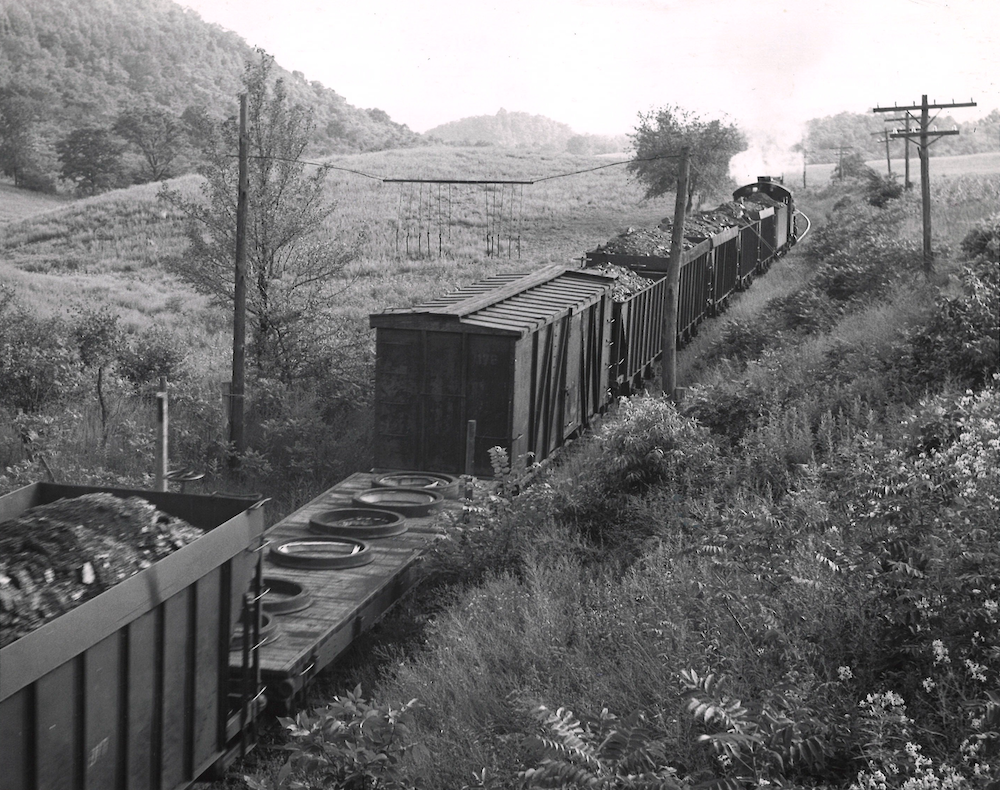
370, 264, 614, 477
584, 178, 798, 395
0, 483, 267, 790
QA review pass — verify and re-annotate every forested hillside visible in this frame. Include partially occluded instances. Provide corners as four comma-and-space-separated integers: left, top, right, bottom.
805, 109, 1000, 163
0, 0, 419, 190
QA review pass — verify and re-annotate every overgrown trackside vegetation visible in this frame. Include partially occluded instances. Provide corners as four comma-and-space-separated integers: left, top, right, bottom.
240, 183, 1000, 789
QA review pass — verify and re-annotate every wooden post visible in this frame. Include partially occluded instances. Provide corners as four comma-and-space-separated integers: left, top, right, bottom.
464, 419, 476, 499
876, 96, 975, 275
155, 376, 168, 492
661, 147, 689, 403
919, 95, 933, 274
230, 93, 249, 465
904, 115, 912, 190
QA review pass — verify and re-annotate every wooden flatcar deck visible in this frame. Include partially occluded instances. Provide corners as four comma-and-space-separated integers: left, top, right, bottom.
230, 472, 459, 709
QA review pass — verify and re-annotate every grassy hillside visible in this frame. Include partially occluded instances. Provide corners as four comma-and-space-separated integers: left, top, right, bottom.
0, 181, 68, 222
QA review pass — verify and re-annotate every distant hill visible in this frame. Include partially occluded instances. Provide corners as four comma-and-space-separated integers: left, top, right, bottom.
0, 0, 420, 167
424, 108, 629, 154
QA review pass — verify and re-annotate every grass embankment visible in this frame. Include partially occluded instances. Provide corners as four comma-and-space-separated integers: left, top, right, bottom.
239, 181, 999, 789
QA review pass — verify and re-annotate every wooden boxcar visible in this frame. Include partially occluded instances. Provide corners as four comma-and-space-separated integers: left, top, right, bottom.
0, 484, 266, 790
370, 264, 613, 476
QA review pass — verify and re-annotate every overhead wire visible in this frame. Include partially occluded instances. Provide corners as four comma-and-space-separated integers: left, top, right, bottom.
239, 152, 683, 185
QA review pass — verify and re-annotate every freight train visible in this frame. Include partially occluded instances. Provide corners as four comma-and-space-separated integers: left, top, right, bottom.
0, 178, 797, 790
371, 176, 798, 477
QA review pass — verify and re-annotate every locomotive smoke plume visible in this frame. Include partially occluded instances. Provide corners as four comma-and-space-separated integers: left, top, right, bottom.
730, 123, 806, 187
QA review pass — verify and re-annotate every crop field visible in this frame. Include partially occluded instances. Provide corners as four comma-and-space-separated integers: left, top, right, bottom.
802, 150, 1000, 187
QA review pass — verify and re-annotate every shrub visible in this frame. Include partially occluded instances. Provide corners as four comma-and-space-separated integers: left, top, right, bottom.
0, 288, 79, 413
591, 395, 720, 496
906, 256, 1000, 388
519, 703, 682, 789
864, 170, 904, 208
117, 327, 187, 390
959, 211, 1000, 260
245, 686, 419, 790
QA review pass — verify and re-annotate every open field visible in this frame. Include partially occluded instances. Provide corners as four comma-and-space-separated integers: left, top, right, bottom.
800, 150, 1000, 188
0, 181, 68, 223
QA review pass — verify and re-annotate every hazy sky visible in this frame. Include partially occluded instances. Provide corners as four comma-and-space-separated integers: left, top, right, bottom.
179, 0, 997, 172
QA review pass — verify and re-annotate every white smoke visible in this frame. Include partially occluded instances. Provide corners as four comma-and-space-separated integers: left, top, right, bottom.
730, 123, 807, 189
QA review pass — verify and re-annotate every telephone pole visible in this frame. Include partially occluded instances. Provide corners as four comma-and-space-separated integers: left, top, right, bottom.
825, 145, 853, 180
870, 130, 892, 176
874, 95, 976, 274
882, 115, 912, 189
661, 147, 689, 403
230, 93, 249, 465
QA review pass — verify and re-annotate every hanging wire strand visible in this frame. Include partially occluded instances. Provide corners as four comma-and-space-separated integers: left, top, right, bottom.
238, 152, 682, 184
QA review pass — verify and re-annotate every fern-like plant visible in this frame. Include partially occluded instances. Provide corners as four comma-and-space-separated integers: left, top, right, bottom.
680, 669, 827, 786
519, 703, 686, 789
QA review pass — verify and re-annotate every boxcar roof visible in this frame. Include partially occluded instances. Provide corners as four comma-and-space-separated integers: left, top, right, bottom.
370, 264, 613, 337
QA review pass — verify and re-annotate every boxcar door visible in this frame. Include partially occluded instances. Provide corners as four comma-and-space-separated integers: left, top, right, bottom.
373, 328, 422, 470
561, 312, 582, 440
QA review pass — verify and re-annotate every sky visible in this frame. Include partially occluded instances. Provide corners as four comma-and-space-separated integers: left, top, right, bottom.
178, 0, 999, 176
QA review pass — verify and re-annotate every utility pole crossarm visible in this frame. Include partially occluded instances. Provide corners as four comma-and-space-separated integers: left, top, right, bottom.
874, 100, 977, 112
890, 129, 960, 140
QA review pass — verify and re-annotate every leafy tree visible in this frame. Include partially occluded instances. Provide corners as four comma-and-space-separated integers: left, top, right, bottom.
114, 102, 185, 182
55, 126, 124, 195
832, 150, 870, 181
73, 306, 125, 444
161, 50, 358, 384
628, 106, 747, 211
0, 87, 38, 187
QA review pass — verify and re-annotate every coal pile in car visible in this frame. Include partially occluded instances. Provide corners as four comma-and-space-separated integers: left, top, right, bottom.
0, 493, 203, 647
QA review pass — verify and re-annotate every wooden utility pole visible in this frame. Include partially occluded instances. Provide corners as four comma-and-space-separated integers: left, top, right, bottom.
875, 95, 976, 274
661, 147, 689, 403
825, 146, 852, 180
883, 115, 912, 189
230, 93, 249, 464
871, 130, 892, 175
155, 376, 168, 491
